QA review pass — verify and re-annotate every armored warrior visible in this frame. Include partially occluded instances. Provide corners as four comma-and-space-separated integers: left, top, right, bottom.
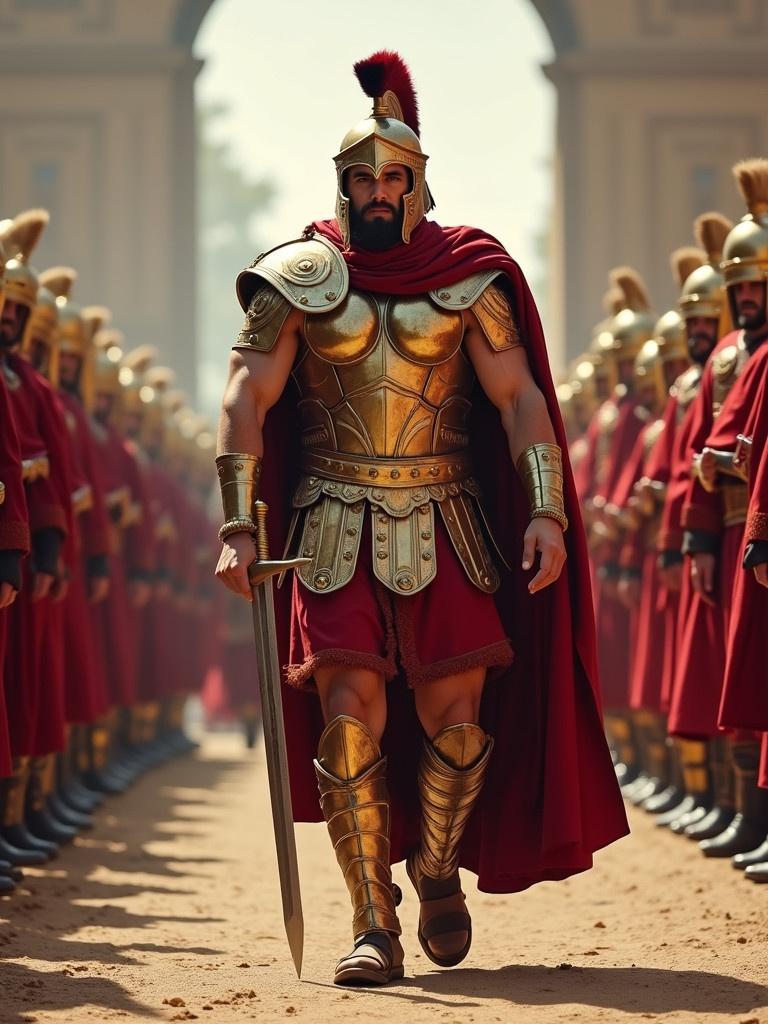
674, 160, 768, 859
215, 52, 627, 985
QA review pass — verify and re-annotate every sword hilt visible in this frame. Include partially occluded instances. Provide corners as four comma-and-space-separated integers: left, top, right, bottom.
254, 500, 270, 561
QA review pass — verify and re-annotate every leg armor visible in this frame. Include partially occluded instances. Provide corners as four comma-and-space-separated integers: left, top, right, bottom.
314, 715, 403, 986
407, 723, 492, 967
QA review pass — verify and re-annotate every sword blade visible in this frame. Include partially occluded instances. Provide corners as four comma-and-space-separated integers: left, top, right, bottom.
251, 577, 304, 978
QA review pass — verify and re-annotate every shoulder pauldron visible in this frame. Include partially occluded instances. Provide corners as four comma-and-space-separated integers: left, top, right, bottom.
233, 236, 350, 352
430, 271, 520, 352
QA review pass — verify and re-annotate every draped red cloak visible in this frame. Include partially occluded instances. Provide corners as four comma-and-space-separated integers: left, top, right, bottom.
590, 396, 647, 710
0, 373, 29, 776
58, 390, 112, 724
667, 337, 740, 738
711, 344, 768, 732
255, 218, 628, 894
4, 356, 73, 757
614, 419, 669, 714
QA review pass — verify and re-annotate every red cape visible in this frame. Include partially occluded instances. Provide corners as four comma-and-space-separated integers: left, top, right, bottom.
261, 219, 628, 894
714, 344, 768, 731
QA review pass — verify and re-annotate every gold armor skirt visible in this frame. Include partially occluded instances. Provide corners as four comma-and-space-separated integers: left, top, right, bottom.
286, 451, 502, 596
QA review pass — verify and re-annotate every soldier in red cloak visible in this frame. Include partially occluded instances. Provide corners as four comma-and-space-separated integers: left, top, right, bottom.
0, 211, 75, 865
0, 243, 31, 892
215, 52, 627, 986
676, 160, 768, 860
611, 282, 692, 810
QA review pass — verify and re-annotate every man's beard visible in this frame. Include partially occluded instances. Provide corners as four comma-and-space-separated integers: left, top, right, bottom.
736, 304, 767, 331
349, 201, 404, 252
0, 306, 30, 350
687, 329, 717, 366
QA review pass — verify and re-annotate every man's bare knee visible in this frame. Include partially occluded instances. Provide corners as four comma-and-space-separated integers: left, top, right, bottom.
314, 666, 386, 738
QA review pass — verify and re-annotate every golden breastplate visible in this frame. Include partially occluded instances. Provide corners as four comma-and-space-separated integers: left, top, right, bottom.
286, 290, 500, 598
294, 291, 471, 458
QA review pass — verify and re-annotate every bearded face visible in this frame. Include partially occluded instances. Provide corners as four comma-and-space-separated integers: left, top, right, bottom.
345, 163, 410, 252
732, 280, 767, 332
0, 300, 30, 350
685, 316, 719, 366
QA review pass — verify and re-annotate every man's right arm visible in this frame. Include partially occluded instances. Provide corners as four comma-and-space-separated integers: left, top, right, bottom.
215, 308, 301, 598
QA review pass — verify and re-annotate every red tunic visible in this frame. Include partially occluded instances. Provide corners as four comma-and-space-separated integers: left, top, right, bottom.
3, 355, 72, 757
593, 396, 648, 710
615, 418, 669, 713
715, 345, 768, 731
666, 335, 744, 738
0, 373, 30, 776
252, 218, 628, 894
58, 390, 112, 724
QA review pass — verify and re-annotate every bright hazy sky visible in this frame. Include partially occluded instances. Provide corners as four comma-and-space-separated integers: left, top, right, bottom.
194, 0, 555, 296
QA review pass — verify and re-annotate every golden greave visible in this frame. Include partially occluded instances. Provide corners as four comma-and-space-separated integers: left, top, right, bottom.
314, 716, 400, 940
411, 723, 493, 882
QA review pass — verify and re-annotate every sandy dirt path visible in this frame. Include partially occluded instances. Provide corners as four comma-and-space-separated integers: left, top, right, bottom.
2, 732, 768, 1024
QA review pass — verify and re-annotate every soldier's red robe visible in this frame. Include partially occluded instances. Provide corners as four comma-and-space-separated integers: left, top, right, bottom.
3, 355, 72, 757
253, 218, 628, 893
58, 390, 112, 725
614, 418, 669, 713
0, 373, 30, 776
592, 396, 648, 710
665, 334, 744, 738
709, 343, 768, 732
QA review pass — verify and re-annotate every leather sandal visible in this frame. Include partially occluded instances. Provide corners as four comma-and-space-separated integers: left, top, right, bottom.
334, 931, 404, 986
406, 857, 472, 968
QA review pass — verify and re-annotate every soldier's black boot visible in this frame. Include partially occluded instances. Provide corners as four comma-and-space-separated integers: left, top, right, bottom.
685, 736, 735, 840
25, 756, 78, 844
59, 725, 103, 813
83, 719, 128, 795
0, 758, 58, 859
661, 739, 710, 830
644, 733, 685, 814
733, 834, 768, 871
700, 740, 768, 857
628, 711, 669, 806
604, 713, 640, 789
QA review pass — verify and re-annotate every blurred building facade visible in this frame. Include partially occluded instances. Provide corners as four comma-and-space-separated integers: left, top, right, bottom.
1, 0, 767, 393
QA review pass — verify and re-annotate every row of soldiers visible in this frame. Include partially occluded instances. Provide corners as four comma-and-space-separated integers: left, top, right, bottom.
0, 207, 230, 895
559, 157, 768, 883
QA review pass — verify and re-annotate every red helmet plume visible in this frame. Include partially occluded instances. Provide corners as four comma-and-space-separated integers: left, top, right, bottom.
353, 50, 420, 138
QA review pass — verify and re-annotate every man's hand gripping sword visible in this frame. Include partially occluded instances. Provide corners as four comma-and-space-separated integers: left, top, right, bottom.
248, 501, 310, 978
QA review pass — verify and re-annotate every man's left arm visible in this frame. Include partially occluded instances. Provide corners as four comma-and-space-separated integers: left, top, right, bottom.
464, 304, 566, 594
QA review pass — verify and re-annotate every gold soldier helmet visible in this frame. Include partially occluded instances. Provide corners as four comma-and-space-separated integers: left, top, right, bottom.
335, 50, 433, 245
24, 278, 60, 386
608, 268, 657, 368
646, 247, 705, 394
569, 356, 601, 427
93, 327, 125, 426
633, 338, 665, 411
0, 209, 49, 348
589, 284, 627, 395
119, 344, 159, 439
141, 365, 176, 454
722, 159, 768, 324
676, 211, 731, 339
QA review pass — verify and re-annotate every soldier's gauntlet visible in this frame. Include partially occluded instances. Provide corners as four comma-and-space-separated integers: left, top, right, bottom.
515, 443, 569, 532
216, 453, 263, 542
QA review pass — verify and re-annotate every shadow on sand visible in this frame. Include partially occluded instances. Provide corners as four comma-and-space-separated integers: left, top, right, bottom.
0, 751, 243, 1022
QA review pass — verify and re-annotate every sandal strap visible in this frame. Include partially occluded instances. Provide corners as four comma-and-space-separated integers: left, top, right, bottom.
422, 910, 471, 941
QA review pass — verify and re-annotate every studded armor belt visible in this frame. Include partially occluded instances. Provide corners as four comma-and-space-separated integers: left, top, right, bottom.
290, 451, 500, 597
722, 482, 748, 527
300, 450, 473, 488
